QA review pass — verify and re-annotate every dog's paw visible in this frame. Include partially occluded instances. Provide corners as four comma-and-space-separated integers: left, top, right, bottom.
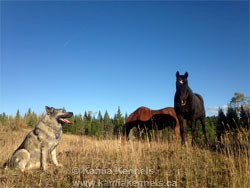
56, 163, 63, 168
41, 166, 47, 171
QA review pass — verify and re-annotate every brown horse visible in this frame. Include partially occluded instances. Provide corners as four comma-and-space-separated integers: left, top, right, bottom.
123, 106, 180, 141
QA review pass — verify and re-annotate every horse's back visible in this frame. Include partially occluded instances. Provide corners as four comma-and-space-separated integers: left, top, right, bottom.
193, 93, 205, 117
126, 106, 152, 123
194, 93, 204, 104
126, 107, 179, 122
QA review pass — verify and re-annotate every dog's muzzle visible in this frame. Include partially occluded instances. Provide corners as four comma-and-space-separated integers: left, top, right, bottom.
58, 112, 73, 124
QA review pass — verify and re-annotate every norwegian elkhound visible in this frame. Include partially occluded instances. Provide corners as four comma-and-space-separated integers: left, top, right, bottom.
4, 106, 73, 171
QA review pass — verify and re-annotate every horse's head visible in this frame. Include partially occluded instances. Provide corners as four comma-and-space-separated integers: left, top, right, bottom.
176, 71, 189, 106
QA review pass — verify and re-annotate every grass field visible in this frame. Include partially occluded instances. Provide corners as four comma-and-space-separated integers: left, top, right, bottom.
0, 127, 249, 188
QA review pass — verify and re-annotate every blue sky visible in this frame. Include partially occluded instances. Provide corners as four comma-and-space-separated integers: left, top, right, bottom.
1, 1, 249, 117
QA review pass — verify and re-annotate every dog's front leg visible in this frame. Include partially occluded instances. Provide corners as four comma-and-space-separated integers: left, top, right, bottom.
41, 144, 48, 171
51, 148, 63, 167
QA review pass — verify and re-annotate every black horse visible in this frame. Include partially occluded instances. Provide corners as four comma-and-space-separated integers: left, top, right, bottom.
174, 71, 208, 145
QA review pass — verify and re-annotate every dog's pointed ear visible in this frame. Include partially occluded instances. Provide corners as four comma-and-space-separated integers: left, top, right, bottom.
176, 71, 180, 77
45, 106, 51, 114
45, 106, 54, 115
184, 72, 188, 78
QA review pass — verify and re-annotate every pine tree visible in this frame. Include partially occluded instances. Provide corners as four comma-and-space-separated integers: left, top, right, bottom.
83, 111, 88, 121
97, 111, 103, 121
15, 109, 21, 121
240, 106, 249, 129
103, 110, 113, 139
226, 107, 240, 129
83, 111, 91, 135
94, 111, 104, 139
0, 113, 8, 126
113, 107, 124, 137
216, 108, 227, 141
63, 114, 84, 135
15, 109, 23, 127
24, 108, 37, 127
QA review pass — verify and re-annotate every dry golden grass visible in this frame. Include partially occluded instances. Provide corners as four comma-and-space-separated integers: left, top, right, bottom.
0, 127, 249, 188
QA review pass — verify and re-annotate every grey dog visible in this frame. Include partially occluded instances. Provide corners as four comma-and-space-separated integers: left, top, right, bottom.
4, 106, 73, 171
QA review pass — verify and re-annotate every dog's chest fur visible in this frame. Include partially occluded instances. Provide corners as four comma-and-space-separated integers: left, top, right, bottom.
34, 116, 63, 146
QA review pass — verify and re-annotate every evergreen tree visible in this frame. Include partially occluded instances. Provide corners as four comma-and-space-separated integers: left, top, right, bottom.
124, 112, 128, 121
94, 111, 104, 139
83, 111, 89, 121
216, 108, 227, 141
83, 111, 91, 135
24, 108, 38, 127
205, 116, 217, 143
97, 111, 103, 121
15, 109, 21, 121
103, 110, 113, 139
240, 106, 249, 129
226, 107, 240, 129
15, 109, 23, 127
113, 107, 124, 137
63, 114, 84, 135
0, 113, 8, 126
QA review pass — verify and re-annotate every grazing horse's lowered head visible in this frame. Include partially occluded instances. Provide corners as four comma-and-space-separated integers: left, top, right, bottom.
174, 71, 208, 146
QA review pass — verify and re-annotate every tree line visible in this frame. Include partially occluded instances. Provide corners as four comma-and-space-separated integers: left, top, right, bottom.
0, 107, 127, 140
216, 92, 250, 141
0, 93, 249, 143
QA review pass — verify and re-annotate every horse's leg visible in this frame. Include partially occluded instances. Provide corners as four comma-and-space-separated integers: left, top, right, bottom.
191, 119, 198, 146
174, 120, 180, 143
201, 116, 208, 145
191, 119, 195, 146
125, 123, 134, 140
184, 119, 188, 141
146, 128, 152, 142
139, 125, 147, 140
178, 115, 185, 145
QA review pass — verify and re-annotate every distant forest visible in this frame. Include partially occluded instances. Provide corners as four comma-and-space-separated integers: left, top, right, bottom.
0, 93, 249, 144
